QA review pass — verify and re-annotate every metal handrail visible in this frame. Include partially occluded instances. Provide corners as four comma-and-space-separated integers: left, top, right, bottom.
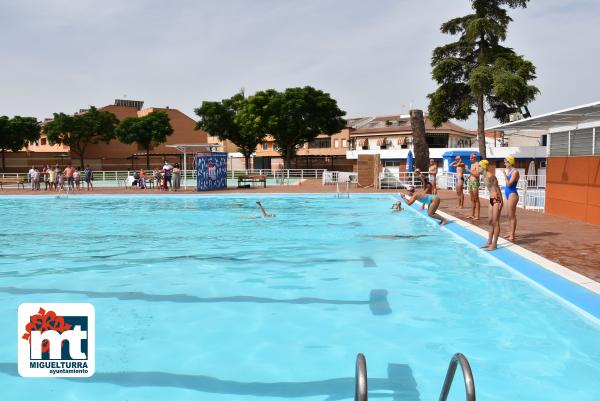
438, 353, 475, 401
355, 353, 368, 401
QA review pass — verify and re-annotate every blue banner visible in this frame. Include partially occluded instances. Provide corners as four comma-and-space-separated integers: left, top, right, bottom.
196, 152, 227, 191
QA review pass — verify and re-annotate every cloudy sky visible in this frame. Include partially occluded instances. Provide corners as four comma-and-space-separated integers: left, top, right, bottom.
1, 0, 598, 128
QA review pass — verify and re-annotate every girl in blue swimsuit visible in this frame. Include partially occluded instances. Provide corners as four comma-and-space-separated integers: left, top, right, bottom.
503, 155, 520, 242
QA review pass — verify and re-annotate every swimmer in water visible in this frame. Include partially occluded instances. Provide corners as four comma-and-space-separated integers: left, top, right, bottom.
363, 234, 427, 239
256, 201, 275, 218
391, 201, 403, 212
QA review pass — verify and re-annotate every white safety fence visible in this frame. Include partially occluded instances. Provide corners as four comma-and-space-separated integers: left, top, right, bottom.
322, 171, 358, 185
441, 172, 546, 212
379, 170, 425, 189
0, 169, 325, 184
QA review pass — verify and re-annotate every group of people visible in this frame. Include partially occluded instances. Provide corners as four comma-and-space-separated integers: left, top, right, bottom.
393, 154, 521, 252
451, 154, 520, 249
28, 164, 94, 191
127, 161, 182, 191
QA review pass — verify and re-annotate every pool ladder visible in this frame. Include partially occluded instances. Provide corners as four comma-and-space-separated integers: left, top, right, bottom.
336, 179, 350, 199
354, 352, 475, 401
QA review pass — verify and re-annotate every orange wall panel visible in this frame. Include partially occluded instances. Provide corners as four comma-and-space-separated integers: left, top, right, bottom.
546, 157, 566, 182
545, 198, 588, 221
546, 156, 600, 225
589, 157, 600, 186
585, 204, 600, 225
587, 186, 600, 207
546, 183, 587, 204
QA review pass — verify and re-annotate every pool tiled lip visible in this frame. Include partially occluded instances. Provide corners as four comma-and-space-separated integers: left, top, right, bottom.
391, 194, 600, 322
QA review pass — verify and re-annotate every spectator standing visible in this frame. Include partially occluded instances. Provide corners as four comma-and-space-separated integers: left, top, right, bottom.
84, 164, 93, 191
28, 166, 36, 190
74, 167, 81, 190
64, 164, 74, 190
172, 163, 181, 191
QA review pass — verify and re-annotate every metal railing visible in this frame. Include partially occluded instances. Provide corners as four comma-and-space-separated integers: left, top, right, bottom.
379, 170, 425, 189
0, 169, 325, 185
438, 353, 476, 401
442, 172, 546, 212
230, 169, 324, 180
355, 353, 368, 401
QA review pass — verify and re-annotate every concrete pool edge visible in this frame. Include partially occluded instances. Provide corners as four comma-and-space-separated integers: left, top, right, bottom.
391, 194, 600, 321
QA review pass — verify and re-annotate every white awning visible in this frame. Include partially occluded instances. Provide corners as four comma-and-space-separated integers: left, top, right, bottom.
489, 101, 600, 131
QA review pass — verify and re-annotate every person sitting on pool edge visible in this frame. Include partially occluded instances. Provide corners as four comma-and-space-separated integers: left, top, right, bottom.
256, 201, 275, 218
401, 185, 447, 225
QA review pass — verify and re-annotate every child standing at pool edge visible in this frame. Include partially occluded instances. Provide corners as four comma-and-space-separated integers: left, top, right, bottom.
480, 159, 503, 251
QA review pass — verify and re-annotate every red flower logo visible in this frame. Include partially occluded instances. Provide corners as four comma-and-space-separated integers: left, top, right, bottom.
22, 307, 72, 353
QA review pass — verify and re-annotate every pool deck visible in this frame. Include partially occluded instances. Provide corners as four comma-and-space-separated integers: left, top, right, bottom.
2, 179, 600, 284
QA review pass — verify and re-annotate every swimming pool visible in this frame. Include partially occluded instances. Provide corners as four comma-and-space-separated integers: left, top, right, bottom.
0, 195, 598, 401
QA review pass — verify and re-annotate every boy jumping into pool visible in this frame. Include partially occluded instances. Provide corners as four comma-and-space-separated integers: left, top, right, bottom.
401, 186, 447, 225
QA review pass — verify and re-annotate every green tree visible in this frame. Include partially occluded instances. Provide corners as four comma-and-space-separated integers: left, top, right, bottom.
427, 0, 539, 158
262, 86, 346, 168
115, 110, 174, 168
0, 116, 41, 171
195, 90, 268, 170
43, 106, 119, 167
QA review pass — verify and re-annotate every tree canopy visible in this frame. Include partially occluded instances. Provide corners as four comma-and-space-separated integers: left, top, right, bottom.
427, 0, 538, 158
261, 86, 346, 168
195, 90, 268, 169
115, 110, 174, 168
43, 106, 119, 167
0, 115, 41, 171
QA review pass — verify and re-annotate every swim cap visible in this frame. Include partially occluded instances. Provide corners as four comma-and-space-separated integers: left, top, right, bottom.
455, 156, 461, 161
407, 185, 415, 192
505, 155, 515, 166
479, 159, 489, 170
470, 153, 477, 159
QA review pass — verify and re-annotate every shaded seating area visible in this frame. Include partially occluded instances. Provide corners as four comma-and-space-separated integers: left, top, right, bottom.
237, 174, 267, 188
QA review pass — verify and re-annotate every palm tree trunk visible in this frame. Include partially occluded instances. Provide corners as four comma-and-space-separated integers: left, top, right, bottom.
1, 149, 5, 172
477, 94, 486, 159
409, 109, 430, 171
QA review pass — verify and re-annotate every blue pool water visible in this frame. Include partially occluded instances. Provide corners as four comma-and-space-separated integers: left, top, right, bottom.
0, 195, 598, 401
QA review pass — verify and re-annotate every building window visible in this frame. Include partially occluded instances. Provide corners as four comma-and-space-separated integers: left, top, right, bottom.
41, 138, 47, 145
426, 134, 449, 148
308, 138, 332, 149
262, 143, 269, 151
334, 139, 339, 148
549, 131, 569, 156
342, 139, 347, 148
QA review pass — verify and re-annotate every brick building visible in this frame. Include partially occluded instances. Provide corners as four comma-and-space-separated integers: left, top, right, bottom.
18, 99, 208, 171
